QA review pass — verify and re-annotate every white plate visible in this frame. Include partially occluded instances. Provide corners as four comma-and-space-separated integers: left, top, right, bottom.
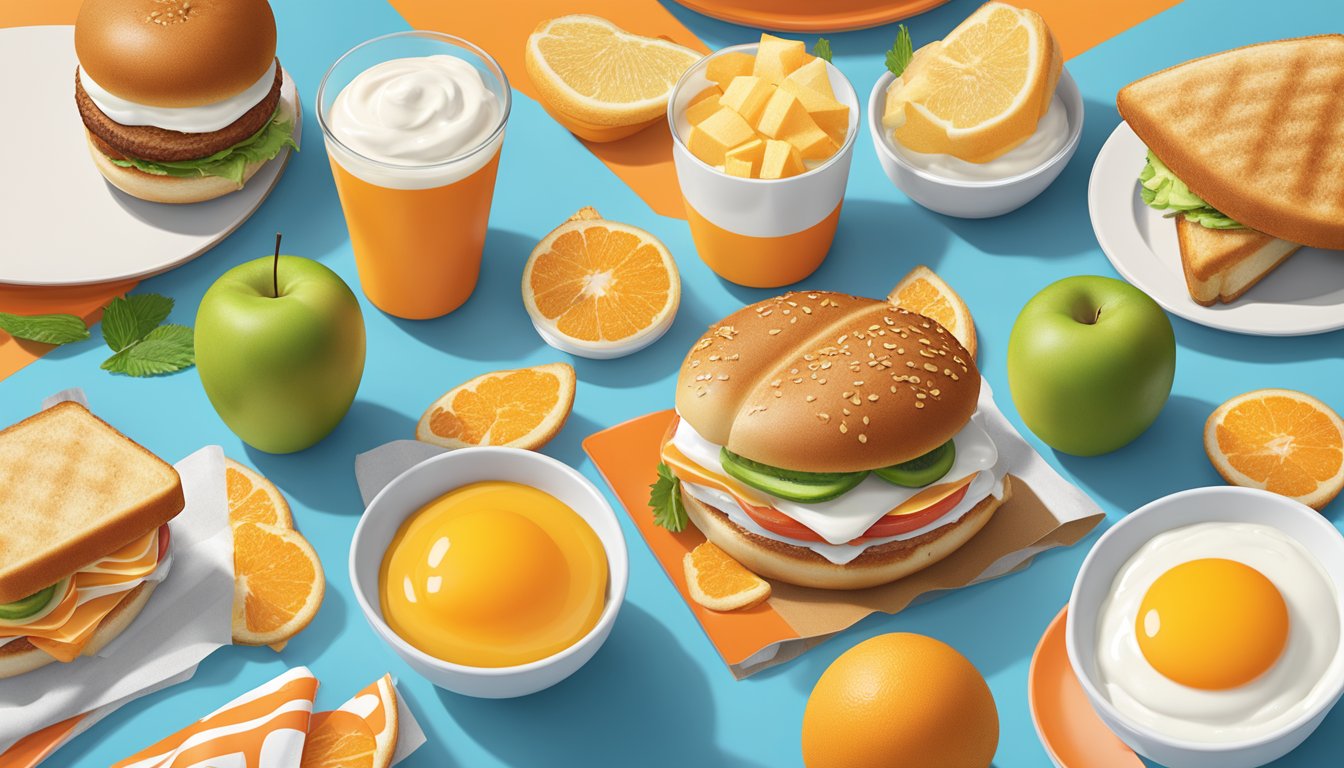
0, 26, 300, 287
1088, 121, 1344, 336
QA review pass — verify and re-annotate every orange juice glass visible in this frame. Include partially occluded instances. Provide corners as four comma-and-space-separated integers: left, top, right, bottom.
317, 32, 511, 319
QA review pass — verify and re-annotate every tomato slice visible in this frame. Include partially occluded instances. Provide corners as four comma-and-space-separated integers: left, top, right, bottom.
156, 524, 170, 562
739, 484, 971, 544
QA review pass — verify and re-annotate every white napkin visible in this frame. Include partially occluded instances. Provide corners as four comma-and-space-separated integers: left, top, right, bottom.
0, 391, 234, 749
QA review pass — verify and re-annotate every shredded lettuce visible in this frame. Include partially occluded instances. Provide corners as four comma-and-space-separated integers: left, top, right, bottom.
110, 111, 297, 187
1138, 149, 1241, 229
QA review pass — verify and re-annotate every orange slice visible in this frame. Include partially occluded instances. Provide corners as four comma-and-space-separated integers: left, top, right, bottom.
232, 522, 325, 646
1205, 389, 1344, 510
888, 265, 977, 358
299, 710, 376, 768
684, 541, 771, 612
525, 15, 701, 134
415, 362, 576, 450
522, 209, 680, 353
337, 674, 399, 768
883, 2, 1060, 162
226, 459, 293, 528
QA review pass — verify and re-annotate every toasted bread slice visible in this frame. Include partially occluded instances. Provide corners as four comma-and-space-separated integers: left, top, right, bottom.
1175, 219, 1300, 306
0, 403, 183, 604
1118, 35, 1344, 249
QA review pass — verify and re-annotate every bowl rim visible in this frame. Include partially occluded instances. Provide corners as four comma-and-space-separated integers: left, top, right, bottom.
665, 42, 860, 185
1065, 485, 1344, 754
866, 66, 1084, 189
348, 445, 629, 678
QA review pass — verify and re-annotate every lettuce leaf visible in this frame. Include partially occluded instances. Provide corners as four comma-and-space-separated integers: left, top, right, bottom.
1138, 149, 1242, 229
110, 111, 297, 187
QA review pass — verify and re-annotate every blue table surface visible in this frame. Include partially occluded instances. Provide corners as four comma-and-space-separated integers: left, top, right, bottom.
8, 0, 1344, 765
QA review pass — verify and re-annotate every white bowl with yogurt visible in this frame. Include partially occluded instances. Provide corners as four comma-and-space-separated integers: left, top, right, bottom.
867, 67, 1083, 218
1066, 486, 1344, 768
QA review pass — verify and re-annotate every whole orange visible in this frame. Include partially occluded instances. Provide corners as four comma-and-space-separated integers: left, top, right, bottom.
801, 633, 998, 768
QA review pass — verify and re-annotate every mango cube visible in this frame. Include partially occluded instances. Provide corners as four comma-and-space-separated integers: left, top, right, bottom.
752, 34, 811, 85
784, 58, 836, 100
687, 107, 757, 166
719, 76, 774, 124
724, 138, 765, 177
779, 79, 849, 145
760, 139, 805, 179
706, 52, 755, 89
755, 89, 836, 160
685, 85, 723, 125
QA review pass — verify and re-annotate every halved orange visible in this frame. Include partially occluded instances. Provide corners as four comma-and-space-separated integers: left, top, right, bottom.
336, 674, 399, 768
415, 362, 576, 450
1205, 389, 1344, 509
232, 522, 325, 646
888, 265, 977, 358
684, 541, 771, 612
299, 710, 377, 768
522, 209, 680, 353
226, 459, 293, 528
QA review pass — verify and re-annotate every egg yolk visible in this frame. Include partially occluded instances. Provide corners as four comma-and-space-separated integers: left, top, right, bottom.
1136, 558, 1288, 690
379, 481, 607, 668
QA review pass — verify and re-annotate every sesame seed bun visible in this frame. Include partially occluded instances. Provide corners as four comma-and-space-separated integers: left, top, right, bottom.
75, 0, 276, 108
0, 581, 157, 680
681, 479, 1009, 590
675, 291, 980, 473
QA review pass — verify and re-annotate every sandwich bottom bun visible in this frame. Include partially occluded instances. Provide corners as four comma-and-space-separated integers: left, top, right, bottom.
85, 132, 267, 205
0, 580, 157, 680
681, 477, 1011, 590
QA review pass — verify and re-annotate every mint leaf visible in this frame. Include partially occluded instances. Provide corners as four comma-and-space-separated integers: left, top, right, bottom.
101, 324, 194, 377
649, 463, 688, 532
885, 25, 914, 77
0, 312, 90, 345
102, 293, 174, 353
814, 37, 833, 62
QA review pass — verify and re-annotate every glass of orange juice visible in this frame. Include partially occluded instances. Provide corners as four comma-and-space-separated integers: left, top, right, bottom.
317, 32, 511, 319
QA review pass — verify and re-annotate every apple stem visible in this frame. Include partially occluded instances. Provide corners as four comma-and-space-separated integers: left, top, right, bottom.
273, 232, 282, 299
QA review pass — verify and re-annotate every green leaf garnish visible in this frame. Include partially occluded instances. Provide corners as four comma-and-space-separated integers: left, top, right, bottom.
109, 110, 297, 187
0, 312, 90, 346
102, 293, 174, 353
885, 24, 914, 77
813, 37, 833, 62
649, 462, 688, 532
101, 324, 195, 377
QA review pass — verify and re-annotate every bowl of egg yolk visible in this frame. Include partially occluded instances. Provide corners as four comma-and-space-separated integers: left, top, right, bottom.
350, 446, 628, 698
1067, 486, 1344, 768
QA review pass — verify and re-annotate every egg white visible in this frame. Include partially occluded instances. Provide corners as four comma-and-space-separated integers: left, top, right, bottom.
1095, 521, 1340, 743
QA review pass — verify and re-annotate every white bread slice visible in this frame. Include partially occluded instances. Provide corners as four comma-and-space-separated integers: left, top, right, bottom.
0, 403, 183, 604
1176, 218, 1300, 306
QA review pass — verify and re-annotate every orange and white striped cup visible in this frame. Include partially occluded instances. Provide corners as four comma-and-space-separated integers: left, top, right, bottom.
668, 44, 859, 288
317, 32, 510, 320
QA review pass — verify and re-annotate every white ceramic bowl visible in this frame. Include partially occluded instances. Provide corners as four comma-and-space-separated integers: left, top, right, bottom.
349, 446, 629, 698
1066, 486, 1344, 768
867, 68, 1083, 218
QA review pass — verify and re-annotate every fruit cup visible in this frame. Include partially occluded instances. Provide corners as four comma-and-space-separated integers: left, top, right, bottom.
668, 43, 859, 288
317, 32, 510, 320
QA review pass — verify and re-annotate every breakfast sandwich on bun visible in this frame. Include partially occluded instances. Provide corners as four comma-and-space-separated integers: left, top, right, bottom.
73, 0, 296, 204
653, 291, 1010, 590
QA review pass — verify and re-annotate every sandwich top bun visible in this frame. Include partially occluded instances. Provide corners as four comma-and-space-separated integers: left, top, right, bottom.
675, 291, 980, 474
75, 0, 277, 108
1117, 35, 1344, 250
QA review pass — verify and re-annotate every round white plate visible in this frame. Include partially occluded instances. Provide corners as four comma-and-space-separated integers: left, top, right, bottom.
1088, 121, 1344, 336
0, 26, 300, 287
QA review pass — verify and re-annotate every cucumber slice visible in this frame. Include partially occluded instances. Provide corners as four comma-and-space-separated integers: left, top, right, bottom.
874, 441, 956, 488
721, 449, 868, 503
0, 582, 60, 621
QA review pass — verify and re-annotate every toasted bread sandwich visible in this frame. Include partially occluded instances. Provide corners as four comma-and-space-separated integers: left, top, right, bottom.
1118, 35, 1344, 303
0, 402, 183, 679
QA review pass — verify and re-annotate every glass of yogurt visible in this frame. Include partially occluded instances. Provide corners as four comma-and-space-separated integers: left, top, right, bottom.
317, 32, 510, 319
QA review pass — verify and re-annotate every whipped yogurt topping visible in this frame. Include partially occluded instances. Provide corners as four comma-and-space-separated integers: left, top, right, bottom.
79, 60, 278, 134
890, 93, 1069, 181
328, 54, 500, 166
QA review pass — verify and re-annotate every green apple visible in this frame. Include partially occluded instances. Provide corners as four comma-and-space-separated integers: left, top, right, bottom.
1007, 276, 1175, 456
196, 254, 366, 453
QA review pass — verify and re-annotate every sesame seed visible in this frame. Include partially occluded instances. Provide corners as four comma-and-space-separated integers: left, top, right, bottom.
839, 423, 848, 434
883, 343, 897, 350
806, 395, 816, 402
915, 401, 925, 409
768, 329, 781, 336
924, 363, 938, 372
858, 434, 868, 444
916, 393, 927, 400
717, 374, 730, 380
774, 391, 782, 398
867, 394, 879, 402
919, 338, 932, 345
819, 413, 830, 422
862, 416, 870, 425
930, 389, 941, 396
851, 396, 862, 405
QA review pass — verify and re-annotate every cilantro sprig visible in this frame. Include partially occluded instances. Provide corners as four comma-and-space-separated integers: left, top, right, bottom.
649, 462, 688, 532
885, 24, 914, 76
